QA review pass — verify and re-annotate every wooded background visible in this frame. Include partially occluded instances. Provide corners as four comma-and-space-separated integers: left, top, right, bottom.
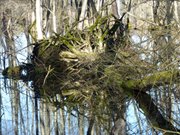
0, 0, 180, 135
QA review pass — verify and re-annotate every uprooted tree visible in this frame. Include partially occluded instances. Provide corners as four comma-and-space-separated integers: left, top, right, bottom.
2, 14, 180, 134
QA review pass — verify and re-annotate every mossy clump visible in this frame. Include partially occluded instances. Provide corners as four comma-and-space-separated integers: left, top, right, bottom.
2, 66, 21, 79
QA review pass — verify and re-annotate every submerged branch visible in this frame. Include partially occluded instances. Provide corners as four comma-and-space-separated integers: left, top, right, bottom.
132, 90, 180, 134
106, 67, 180, 133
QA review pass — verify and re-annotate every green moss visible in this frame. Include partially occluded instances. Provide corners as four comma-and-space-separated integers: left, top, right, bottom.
2, 66, 21, 79
8, 67, 20, 75
34, 66, 46, 74
123, 70, 178, 91
104, 66, 123, 89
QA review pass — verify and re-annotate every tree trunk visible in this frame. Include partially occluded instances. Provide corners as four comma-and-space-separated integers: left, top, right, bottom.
40, 102, 45, 135
78, 108, 84, 135
35, 97, 39, 135
68, 113, 71, 135
53, 100, 59, 135
36, 0, 43, 39
110, 118, 126, 135
44, 104, 50, 135
14, 84, 19, 135
19, 100, 26, 135
0, 83, 2, 135
26, 91, 30, 134
58, 95, 65, 135
52, 0, 57, 33
78, 0, 88, 29
31, 97, 35, 135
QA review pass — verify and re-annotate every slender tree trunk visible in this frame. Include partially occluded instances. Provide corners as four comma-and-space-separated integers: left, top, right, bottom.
68, 113, 71, 135
44, 104, 50, 135
78, 0, 88, 29
40, 102, 44, 135
57, 95, 65, 135
52, 0, 57, 33
60, 107, 65, 135
19, 99, 26, 135
31, 96, 35, 135
54, 107, 59, 135
23, 14, 33, 63
87, 117, 94, 135
35, 97, 39, 135
78, 108, 84, 135
111, 0, 119, 18
26, 91, 30, 134
14, 83, 19, 135
0, 82, 2, 135
96, 0, 102, 12
36, 0, 43, 39
0, 55, 3, 134
174, 1, 180, 23
116, 0, 121, 18
110, 104, 126, 135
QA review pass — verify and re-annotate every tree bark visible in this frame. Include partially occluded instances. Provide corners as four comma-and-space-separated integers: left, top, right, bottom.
44, 104, 50, 135
35, 97, 39, 135
78, 0, 88, 29
36, 0, 43, 39
0, 86, 2, 135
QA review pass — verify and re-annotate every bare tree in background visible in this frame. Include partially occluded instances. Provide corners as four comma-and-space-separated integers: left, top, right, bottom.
1, 0, 180, 135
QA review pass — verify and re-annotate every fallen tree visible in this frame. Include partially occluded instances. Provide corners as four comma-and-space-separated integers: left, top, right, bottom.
2, 15, 180, 134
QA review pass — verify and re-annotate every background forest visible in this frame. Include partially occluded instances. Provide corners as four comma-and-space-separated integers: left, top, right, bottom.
0, 0, 180, 135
